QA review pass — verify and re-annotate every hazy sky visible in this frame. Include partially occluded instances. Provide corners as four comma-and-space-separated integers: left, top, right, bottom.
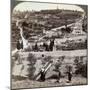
13, 2, 84, 12
16, 0, 87, 5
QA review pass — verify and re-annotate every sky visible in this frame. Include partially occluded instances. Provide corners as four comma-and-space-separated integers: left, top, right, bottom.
16, 0, 87, 5
13, 1, 84, 12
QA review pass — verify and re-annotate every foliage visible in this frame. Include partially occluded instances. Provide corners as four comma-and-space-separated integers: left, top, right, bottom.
44, 56, 52, 62
74, 56, 87, 78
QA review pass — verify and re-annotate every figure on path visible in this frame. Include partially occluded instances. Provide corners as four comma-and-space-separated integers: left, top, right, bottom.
49, 39, 55, 51
43, 42, 49, 51
17, 38, 23, 50
34, 42, 38, 51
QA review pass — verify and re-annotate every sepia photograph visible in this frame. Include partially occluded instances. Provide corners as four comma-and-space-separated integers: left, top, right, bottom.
11, 0, 88, 89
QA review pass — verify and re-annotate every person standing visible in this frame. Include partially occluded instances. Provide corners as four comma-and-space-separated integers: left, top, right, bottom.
43, 42, 49, 51
34, 42, 38, 51
49, 39, 55, 51
17, 39, 23, 50
67, 71, 72, 82
67, 66, 72, 82
54, 60, 61, 83
56, 69, 61, 83
40, 67, 46, 81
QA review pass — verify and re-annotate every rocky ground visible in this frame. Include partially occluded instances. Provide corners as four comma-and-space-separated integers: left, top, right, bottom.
12, 76, 87, 89
11, 49, 87, 89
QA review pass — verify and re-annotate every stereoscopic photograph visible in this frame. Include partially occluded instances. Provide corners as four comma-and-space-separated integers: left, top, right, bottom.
11, 0, 88, 89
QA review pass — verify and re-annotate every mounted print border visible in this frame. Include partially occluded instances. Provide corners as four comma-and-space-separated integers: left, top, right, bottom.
11, 0, 88, 89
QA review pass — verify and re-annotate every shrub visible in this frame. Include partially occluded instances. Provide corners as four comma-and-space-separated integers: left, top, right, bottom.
44, 56, 52, 62
74, 56, 87, 78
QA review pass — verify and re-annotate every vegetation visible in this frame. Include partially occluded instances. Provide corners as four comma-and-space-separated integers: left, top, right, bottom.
74, 56, 87, 78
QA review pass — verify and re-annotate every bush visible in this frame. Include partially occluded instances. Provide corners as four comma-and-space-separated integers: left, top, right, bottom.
44, 56, 52, 62
74, 56, 87, 78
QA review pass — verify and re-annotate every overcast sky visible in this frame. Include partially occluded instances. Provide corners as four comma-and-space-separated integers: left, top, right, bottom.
16, 0, 87, 5
13, 1, 84, 12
